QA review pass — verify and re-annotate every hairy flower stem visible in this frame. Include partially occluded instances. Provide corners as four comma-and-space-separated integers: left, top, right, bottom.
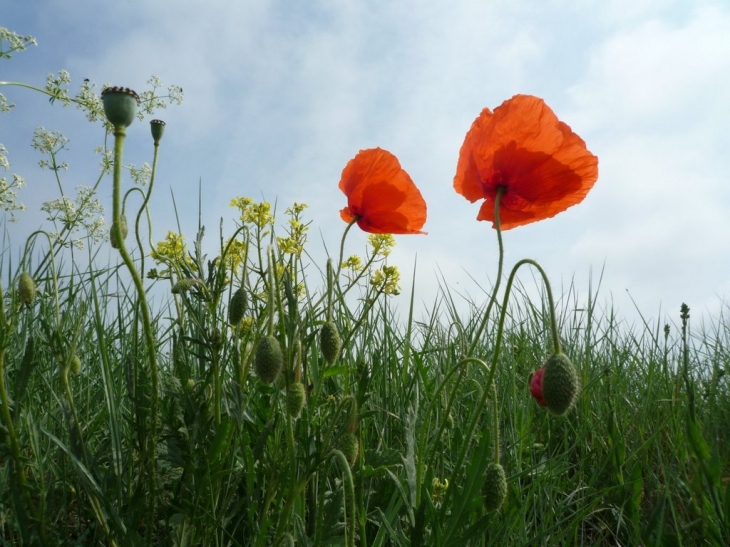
111, 125, 159, 541
492, 259, 562, 363
468, 187, 505, 356
135, 137, 160, 275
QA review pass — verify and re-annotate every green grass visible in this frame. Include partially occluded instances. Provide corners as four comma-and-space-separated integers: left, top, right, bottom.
1, 230, 729, 545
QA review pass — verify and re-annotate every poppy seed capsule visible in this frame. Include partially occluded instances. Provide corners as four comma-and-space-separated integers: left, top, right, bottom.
482, 462, 507, 512
320, 321, 342, 365
286, 382, 306, 419
228, 287, 247, 326
337, 432, 359, 467
542, 353, 580, 415
150, 119, 166, 144
254, 335, 282, 384
101, 86, 140, 128
19, 272, 37, 306
110, 216, 128, 249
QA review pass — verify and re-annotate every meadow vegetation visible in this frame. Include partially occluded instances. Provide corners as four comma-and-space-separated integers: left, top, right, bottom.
1, 27, 729, 546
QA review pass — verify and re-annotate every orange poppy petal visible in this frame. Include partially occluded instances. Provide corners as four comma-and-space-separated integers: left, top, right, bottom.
339, 148, 427, 234
454, 95, 598, 230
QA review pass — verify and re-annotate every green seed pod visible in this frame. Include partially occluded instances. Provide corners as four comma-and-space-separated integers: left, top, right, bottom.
228, 287, 247, 326
18, 272, 36, 306
150, 119, 166, 144
70, 354, 82, 375
482, 462, 507, 512
542, 353, 581, 415
101, 86, 140, 128
320, 321, 342, 365
254, 335, 282, 384
336, 432, 359, 467
286, 382, 306, 419
110, 216, 128, 249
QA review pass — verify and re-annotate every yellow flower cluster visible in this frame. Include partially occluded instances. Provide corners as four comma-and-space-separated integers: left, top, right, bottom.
151, 231, 193, 267
367, 233, 395, 258
223, 237, 248, 270
370, 265, 401, 296
276, 203, 309, 257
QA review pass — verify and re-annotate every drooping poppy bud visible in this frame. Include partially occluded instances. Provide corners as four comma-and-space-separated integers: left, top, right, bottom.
254, 335, 282, 384
336, 432, 359, 467
286, 382, 306, 419
228, 287, 247, 326
19, 272, 37, 306
110, 216, 128, 249
482, 462, 507, 512
540, 353, 580, 415
529, 367, 547, 407
320, 321, 342, 365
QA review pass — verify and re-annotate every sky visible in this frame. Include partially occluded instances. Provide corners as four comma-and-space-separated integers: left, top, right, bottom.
2, 0, 730, 333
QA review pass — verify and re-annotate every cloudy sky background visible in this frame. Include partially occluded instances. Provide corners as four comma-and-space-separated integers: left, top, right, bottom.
3, 0, 730, 331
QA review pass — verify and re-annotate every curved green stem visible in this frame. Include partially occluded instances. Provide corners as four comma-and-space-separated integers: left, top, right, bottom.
468, 187, 505, 356
135, 138, 161, 275
110, 125, 159, 543
491, 258, 562, 364
22, 230, 61, 325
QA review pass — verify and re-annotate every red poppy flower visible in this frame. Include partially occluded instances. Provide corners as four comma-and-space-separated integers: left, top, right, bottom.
530, 367, 547, 407
454, 94, 598, 230
339, 148, 427, 234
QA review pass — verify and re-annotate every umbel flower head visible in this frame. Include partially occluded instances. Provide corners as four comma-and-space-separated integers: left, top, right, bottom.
530, 353, 581, 415
454, 94, 598, 230
339, 148, 427, 234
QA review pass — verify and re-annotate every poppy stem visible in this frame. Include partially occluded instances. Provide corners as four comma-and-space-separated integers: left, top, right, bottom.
468, 188, 505, 356
491, 259, 562, 368
335, 218, 359, 283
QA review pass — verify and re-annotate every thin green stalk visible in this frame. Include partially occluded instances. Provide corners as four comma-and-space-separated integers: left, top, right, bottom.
110, 124, 159, 543
0, 346, 48, 545
135, 135, 161, 275
468, 187, 505, 356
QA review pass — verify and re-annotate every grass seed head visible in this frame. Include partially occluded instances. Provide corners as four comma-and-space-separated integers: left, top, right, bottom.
482, 462, 507, 512
19, 272, 36, 305
320, 321, 342, 365
542, 353, 580, 415
254, 335, 283, 384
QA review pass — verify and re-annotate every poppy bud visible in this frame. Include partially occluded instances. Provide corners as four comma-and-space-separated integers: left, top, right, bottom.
336, 432, 359, 467
171, 278, 198, 294
18, 272, 36, 306
286, 382, 306, 419
320, 321, 342, 365
254, 335, 282, 384
150, 119, 166, 144
228, 287, 247, 326
482, 462, 507, 512
110, 216, 128, 249
541, 353, 580, 415
529, 367, 547, 407
70, 354, 82, 375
